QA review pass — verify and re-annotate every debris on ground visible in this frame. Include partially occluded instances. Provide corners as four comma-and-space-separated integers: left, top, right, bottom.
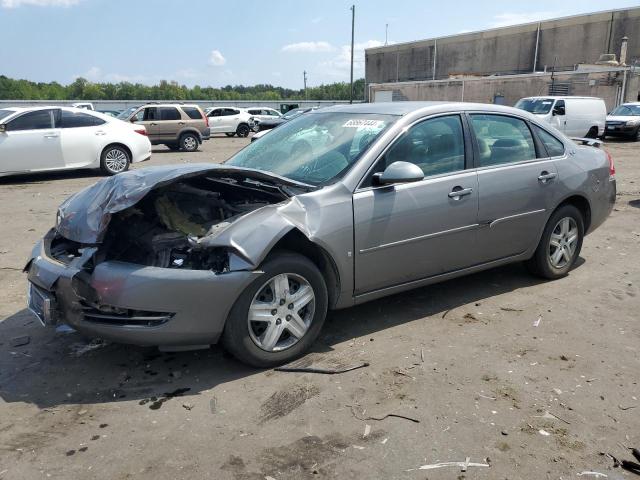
55, 324, 75, 334
618, 404, 638, 411
363, 424, 371, 438
210, 396, 218, 414
182, 403, 194, 410
68, 339, 108, 357
9, 335, 30, 347
275, 362, 369, 374
413, 458, 490, 472
533, 316, 542, 327
349, 404, 420, 424
576, 472, 608, 478
139, 388, 191, 410
500, 306, 523, 312
538, 429, 551, 436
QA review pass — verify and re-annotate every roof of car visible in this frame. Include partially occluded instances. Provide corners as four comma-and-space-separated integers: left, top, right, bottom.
315, 101, 535, 116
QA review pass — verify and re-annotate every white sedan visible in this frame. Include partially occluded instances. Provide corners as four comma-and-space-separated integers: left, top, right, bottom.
0, 106, 152, 176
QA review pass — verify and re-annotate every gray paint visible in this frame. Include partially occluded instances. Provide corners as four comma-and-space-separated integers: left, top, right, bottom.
26, 102, 615, 347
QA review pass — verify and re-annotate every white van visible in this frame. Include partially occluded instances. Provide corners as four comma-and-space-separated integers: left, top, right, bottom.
515, 96, 606, 138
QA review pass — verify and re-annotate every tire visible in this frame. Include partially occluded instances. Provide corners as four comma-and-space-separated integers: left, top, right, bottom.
585, 127, 598, 139
222, 251, 328, 368
180, 133, 199, 152
100, 145, 130, 175
225, 132, 235, 137
525, 204, 584, 279
236, 123, 250, 138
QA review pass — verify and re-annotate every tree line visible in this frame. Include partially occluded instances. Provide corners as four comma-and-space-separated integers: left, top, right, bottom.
0, 76, 366, 101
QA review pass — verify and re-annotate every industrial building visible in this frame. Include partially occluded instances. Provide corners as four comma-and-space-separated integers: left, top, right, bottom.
365, 7, 640, 109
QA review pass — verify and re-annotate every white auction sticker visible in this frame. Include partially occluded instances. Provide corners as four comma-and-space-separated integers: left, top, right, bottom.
342, 119, 385, 128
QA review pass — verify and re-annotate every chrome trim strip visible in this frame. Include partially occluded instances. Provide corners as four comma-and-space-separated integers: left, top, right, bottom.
359, 223, 479, 254
489, 209, 546, 228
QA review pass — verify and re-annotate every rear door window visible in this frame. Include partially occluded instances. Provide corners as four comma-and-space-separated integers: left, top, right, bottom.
6, 109, 55, 131
208, 109, 222, 117
533, 125, 565, 157
182, 107, 202, 119
60, 110, 106, 128
469, 114, 536, 166
158, 107, 181, 120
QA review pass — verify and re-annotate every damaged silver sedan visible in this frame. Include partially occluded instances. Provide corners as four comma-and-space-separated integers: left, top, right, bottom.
25, 103, 616, 367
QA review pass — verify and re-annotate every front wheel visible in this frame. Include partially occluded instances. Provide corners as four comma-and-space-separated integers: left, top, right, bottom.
236, 123, 250, 137
526, 205, 584, 279
100, 145, 130, 175
222, 251, 328, 368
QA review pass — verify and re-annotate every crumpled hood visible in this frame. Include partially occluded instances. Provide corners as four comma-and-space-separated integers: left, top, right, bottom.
56, 163, 311, 244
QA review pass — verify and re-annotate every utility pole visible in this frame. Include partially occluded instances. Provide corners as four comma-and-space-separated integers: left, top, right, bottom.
385, 23, 388, 46
303, 70, 308, 99
349, 4, 355, 104
550, 55, 558, 94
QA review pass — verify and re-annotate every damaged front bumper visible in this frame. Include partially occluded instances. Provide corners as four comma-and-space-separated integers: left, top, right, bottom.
25, 234, 261, 347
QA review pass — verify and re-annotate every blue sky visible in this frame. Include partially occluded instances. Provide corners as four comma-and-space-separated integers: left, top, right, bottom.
1, 0, 638, 89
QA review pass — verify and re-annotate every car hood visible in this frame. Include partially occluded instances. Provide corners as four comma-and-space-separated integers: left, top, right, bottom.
606, 115, 640, 122
55, 164, 314, 244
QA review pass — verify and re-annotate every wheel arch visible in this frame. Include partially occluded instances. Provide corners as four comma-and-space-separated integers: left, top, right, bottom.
268, 229, 341, 310
100, 142, 132, 163
554, 194, 592, 233
179, 128, 203, 143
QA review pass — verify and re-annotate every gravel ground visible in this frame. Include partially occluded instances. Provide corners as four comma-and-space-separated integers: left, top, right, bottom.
0, 135, 638, 480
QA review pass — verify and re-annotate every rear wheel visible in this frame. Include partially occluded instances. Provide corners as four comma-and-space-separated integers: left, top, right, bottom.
236, 123, 250, 138
526, 205, 584, 279
100, 145, 130, 175
180, 133, 199, 152
222, 251, 328, 368
586, 127, 598, 138
225, 132, 235, 137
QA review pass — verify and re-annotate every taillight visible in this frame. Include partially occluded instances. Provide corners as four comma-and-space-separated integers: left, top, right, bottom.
606, 150, 615, 178
134, 128, 147, 136
202, 111, 209, 128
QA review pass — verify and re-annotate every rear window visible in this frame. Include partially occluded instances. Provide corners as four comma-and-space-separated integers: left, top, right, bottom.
182, 107, 202, 119
60, 110, 106, 128
0, 109, 14, 121
158, 107, 181, 121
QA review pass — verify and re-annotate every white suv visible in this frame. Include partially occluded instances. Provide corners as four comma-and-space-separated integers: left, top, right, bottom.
246, 107, 281, 123
206, 107, 252, 137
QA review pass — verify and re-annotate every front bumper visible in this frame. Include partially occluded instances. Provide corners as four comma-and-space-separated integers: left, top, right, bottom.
26, 237, 261, 347
605, 124, 638, 137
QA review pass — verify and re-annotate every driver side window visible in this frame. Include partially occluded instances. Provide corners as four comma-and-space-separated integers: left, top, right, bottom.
364, 115, 466, 186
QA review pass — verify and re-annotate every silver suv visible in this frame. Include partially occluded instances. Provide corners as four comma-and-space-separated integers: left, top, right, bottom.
121, 104, 210, 151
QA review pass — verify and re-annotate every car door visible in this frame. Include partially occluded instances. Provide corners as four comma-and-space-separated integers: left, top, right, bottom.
207, 108, 224, 133
353, 114, 479, 294
58, 109, 107, 167
0, 109, 63, 173
549, 99, 566, 133
155, 106, 183, 141
132, 107, 159, 141
221, 108, 241, 132
469, 113, 560, 263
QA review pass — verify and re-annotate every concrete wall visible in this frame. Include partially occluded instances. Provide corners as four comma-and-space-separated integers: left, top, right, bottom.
369, 69, 639, 112
0, 99, 355, 111
366, 8, 640, 84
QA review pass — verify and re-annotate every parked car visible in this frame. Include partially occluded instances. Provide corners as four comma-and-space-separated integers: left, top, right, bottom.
97, 109, 122, 118
515, 96, 606, 138
25, 102, 615, 367
71, 102, 95, 111
604, 102, 640, 140
250, 106, 318, 134
247, 107, 282, 123
206, 107, 252, 137
121, 104, 210, 152
0, 106, 151, 176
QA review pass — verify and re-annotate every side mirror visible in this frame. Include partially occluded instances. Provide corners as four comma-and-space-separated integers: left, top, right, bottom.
0, 124, 5, 133
373, 161, 424, 186
552, 106, 565, 116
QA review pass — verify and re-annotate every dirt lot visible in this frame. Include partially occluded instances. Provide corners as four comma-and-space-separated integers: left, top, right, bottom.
0, 135, 638, 480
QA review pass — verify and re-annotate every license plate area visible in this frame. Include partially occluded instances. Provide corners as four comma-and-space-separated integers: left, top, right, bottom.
28, 283, 57, 326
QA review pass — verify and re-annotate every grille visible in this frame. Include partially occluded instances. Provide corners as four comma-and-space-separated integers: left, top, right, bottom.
81, 305, 173, 327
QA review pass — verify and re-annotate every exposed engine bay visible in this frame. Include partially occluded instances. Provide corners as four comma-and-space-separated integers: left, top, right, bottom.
89, 175, 288, 272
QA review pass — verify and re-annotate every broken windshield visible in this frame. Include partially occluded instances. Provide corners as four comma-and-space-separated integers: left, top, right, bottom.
225, 112, 397, 186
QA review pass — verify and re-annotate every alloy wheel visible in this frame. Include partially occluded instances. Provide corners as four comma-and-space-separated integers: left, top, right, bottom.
104, 148, 128, 173
247, 273, 315, 352
183, 135, 197, 151
548, 217, 579, 268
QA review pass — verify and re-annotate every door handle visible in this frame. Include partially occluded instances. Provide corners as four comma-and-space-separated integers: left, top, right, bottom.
178, 122, 185, 125
538, 171, 557, 183
448, 187, 473, 199
95, 130, 107, 136
43, 133, 59, 138
150, 122, 157, 126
